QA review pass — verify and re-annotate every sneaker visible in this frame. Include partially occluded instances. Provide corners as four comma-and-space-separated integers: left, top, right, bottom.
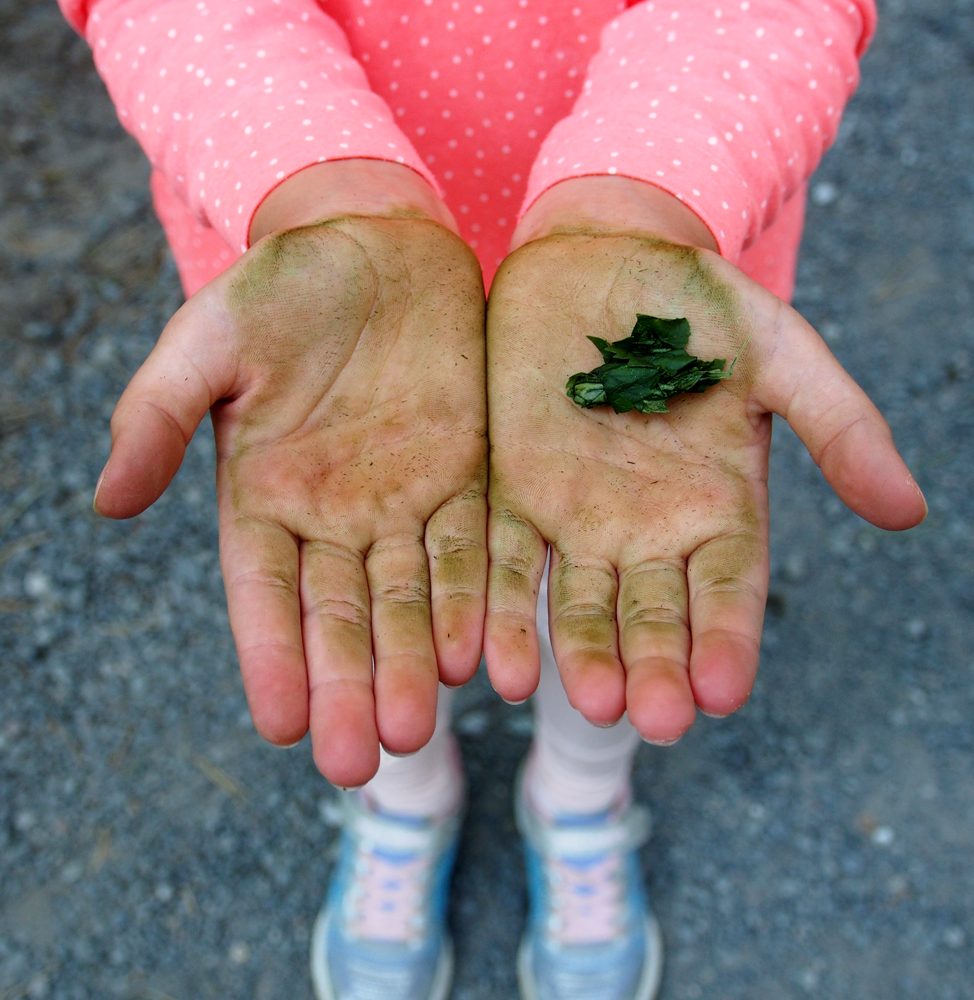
311, 792, 461, 1000
515, 777, 664, 1000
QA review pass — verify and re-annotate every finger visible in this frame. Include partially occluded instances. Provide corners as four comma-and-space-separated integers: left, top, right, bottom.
686, 530, 767, 719
219, 513, 309, 747
426, 491, 488, 688
484, 508, 548, 703
366, 534, 440, 756
757, 302, 926, 530
95, 296, 235, 519
547, 552, 627, 726
617, 560, 696, 744
302, 539, 379, 788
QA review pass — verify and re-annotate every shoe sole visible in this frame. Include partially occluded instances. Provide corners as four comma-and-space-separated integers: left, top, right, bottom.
516, 913, 664, 1000
310, 907, 455, 1000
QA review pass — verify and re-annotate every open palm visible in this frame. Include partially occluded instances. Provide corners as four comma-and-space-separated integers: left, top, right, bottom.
485, 233, 924, 743
95, 217, 487, 786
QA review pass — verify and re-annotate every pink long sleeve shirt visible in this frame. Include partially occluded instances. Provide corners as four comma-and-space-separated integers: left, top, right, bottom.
60, 0, 875, 297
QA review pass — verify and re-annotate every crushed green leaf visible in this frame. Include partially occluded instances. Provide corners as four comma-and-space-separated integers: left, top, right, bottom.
566, 314, 742, 414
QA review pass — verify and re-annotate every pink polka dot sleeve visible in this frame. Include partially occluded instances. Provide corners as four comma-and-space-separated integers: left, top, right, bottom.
59, 0, 437, 260
524, 0, 876, 262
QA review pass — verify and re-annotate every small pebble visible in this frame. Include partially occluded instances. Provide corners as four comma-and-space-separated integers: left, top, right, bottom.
229, 942, 250, 964
24, 571, 51, 599
783, 552, 806, 582
812, 181, 838, 205
871, 826, 895, 846
14, 810, 36, 831
905, 618, 927, 640
943, 926, 965, 948
27, 974, 49, 999
61, 861, 84, 883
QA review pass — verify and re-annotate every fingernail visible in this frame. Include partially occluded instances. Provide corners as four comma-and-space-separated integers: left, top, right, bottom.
642, 735, 681, 747
92, 465, 107, 514
908, 475, 928, 517
700, 710, 729, 720
338, 784, 365, 793
384, 748, 420, 758
501, 696, 528, 706
276, 740, 301, 749
592, 720, 621, 729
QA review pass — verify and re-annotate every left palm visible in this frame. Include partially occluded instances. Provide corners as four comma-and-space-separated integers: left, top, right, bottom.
484, 232, 924, 743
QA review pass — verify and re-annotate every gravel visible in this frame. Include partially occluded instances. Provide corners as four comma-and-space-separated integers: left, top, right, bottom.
1, 0, 972, 997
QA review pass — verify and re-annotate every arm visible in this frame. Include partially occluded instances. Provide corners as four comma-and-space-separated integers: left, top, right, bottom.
521, 0, 876, 263
59, 1, 488, 787
484, 0, 924, 742
58, 0, 438, 258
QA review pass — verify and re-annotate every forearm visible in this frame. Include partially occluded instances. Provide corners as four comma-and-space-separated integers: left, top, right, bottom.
519, 0, 876, 262
59, 0, 438, 256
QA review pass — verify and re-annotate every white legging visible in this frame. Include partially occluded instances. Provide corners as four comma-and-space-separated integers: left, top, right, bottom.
362, 566, 641, 819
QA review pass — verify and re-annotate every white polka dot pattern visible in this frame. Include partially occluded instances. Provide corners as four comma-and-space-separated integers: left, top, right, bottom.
73, 0, 436, 284
59, 0, 875, 295
525, 0, 875, 261
327, 0, 625, 278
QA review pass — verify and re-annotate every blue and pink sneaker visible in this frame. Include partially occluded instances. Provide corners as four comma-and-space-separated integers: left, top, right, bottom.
515, 780, 664, 1000
311, 792, 461, 1000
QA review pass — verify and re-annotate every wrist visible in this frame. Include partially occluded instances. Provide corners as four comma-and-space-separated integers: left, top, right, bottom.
511, 176, 718, 254
249, 159, 458, 244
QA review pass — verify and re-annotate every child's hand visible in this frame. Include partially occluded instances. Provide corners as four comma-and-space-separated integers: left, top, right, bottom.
94, 173, 486, 787
485, 179, 924, 744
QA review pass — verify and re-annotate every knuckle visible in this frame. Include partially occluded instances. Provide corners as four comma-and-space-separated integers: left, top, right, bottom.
491, 551, 536, 579
555, 600, 614, 622
304, 595, 370, 633
429, 533, 483, 560
230, 567, 296, 594
551, 601, 616, 646
372, 579, 429, 607
621, 603, 685, 631
695, 574, 760, 600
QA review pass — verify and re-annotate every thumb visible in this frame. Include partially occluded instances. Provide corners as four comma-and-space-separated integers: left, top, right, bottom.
94, 292, 237, 519
755, 302, 926, 531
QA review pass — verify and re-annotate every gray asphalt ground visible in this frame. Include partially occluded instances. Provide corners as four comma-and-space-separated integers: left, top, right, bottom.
1, 0, 973, 997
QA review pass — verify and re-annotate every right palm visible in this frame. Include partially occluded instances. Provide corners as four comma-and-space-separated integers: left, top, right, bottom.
96, 217, 488, 787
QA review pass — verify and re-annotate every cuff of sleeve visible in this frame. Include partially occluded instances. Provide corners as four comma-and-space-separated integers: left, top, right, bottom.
520, 111, 756, 262
193, 88, 440, 253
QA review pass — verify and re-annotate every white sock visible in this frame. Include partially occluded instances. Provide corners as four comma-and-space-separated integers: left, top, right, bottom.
525, 561, 641, 818
361, 685, 464, 820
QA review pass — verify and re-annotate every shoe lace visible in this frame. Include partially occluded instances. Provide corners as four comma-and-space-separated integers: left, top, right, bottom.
547, 851, 625, 945
348, 846, 431, 944
518, 788, 651, 949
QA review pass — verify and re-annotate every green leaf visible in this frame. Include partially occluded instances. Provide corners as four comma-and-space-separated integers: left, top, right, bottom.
634, 398, 671, 414
565, 372, 609, 407
631, 314, 691, 349
566, 314, 740, 414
